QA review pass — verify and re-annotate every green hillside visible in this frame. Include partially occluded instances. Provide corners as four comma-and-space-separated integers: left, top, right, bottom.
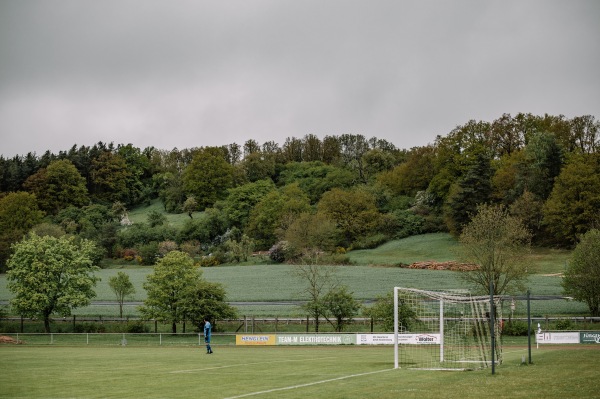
126, 199, 203, 228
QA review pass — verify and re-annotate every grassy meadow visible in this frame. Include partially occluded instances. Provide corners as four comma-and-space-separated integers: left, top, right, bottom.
0, 232, 583, 318
1, 344, 598, 399
126, 199, 202, 229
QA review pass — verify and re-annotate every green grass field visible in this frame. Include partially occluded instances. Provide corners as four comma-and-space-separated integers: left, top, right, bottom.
1, 344, 598, 399
126, 199, 203, 229
0, 232, 584, 320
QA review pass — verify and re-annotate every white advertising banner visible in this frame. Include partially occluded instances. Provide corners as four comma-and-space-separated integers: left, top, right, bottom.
536, 332, 580, 344
356, 333, 441, 345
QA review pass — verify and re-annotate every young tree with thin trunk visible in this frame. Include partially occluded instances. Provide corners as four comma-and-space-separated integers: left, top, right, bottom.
322, 286, 361, 332
109, 271, 136, 318
294, 263, 338, 333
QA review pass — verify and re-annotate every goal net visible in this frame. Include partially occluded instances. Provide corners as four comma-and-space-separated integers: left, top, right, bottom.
393, 287, 502, 370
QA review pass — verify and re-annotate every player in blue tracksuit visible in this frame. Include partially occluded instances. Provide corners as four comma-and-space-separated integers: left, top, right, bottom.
204, 317, 213, 354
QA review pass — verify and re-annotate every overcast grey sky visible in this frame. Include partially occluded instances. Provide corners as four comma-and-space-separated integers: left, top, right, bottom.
1, 0, 599, 158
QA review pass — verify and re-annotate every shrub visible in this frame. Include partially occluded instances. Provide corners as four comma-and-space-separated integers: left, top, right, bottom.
320, 253, 352, 265
199, 255, 220, 267
138, 242, 159, 265
158, 240, 178, 256
122, 248, 138, 261
74, 322, 106, 333
269, 241, 289, 263
502, 320, 531, 336
351, 233, 388, 250
555, 318, 574, 330
126, 321, 150, 333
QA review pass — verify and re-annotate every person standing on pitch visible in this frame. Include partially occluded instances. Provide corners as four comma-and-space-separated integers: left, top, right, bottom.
204, 317, 213, 354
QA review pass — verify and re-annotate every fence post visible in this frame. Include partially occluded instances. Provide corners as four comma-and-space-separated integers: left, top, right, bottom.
527, 290, 532, 364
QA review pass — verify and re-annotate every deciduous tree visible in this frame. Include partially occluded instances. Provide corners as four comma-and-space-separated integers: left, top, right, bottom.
543, 153, 600, 246
459, 204, 532, 295
317, 187, 380, 246
7, 233, 100, 332
109, 271, 136, 318
139, 251, 233, 333
295, 264, 338, 333
182, 147, 234, 209
24, 159, 89, 214
562, 229, 600, 316
322, 286, 361, 332
0, 191, 44, 271
363, 292, 417, 332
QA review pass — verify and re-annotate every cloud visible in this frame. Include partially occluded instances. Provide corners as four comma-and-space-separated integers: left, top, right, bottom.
1, 0, 599, 157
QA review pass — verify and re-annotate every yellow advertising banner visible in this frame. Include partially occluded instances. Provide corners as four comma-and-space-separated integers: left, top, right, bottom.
236, 334, 276, 346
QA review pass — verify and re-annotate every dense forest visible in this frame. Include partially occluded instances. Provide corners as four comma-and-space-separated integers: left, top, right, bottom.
1, 112, 599, 272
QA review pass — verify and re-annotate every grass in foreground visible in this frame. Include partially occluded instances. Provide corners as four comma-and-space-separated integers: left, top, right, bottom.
0, 344, 597, 399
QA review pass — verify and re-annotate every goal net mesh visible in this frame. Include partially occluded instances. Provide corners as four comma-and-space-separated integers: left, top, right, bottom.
394, 287, 502, 370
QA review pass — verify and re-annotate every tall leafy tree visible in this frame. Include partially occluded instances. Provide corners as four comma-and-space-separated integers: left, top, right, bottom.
278, 161, 355, 204
182, 147, 234, 209
562, 229, 600, 316
116, 144, 154, 205
0, 192, 45, 272
282, 137, 304, 163
140, 251, 201, 333
222, 179, 275, 229
284, 212, 341, 262
183, 279, 238, 330
90, 151, 131, 204
239, 152, 275, 182
24, 159, 89, 214
317, 187, 381, 246
444, 148, 493, 235
7, 233, 100, 333
338, 134, 370, 182
516, 131, 564, 200
490, 113, 525, 156
361, 148, 396, 182
322, 135, 341, 164
459, 204, 532, 295
246, 183, 311, 250
570, 115, 599, 155
376, 146, 436, 196
543, 153, 600, 246
243, 139, 261, 157
302, 134, 323, 162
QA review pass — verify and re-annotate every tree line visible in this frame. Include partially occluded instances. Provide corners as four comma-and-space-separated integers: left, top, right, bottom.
1, 112, 599, 273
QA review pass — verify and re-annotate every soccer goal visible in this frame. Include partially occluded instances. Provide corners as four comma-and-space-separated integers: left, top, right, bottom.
393, 287, 502, 370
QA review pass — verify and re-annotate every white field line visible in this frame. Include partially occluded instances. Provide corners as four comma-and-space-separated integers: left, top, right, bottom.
170, 356, 339, 374
222, 368, 393, 399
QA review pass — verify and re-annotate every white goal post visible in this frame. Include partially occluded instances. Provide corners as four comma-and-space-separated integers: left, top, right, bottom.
393, 287, 503, 370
